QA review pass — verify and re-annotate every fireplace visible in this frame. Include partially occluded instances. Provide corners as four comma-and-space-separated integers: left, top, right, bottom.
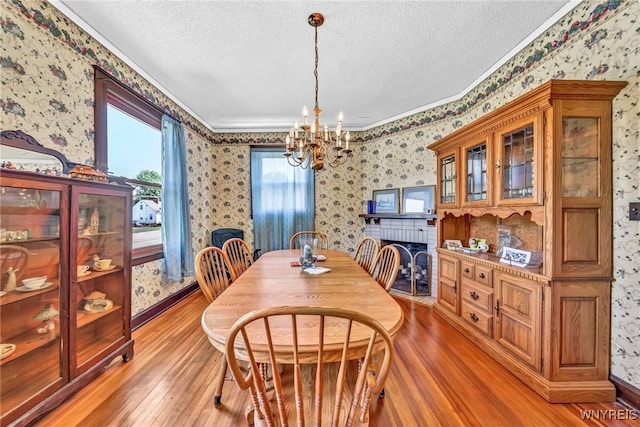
382, 240, 431, 296
363, 217, 438, 298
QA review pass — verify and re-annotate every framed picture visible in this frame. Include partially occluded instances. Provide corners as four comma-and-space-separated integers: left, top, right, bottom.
499, 247, 532, 267
401, 185, 435, 214
372, 188, 400, 214
442, 239, 463, 250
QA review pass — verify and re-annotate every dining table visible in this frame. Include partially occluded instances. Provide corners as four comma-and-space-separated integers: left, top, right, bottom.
201, 249, 405, 364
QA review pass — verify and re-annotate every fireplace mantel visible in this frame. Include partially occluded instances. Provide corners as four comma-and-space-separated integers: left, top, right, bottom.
359, 213, 437, 225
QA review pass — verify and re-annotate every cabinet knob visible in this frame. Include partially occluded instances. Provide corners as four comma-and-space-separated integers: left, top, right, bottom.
479, 273, 485, 279
469, 313, 479, 322
464, 267, 470, 273
495, 160, 501, 169
470, 291, 479, 300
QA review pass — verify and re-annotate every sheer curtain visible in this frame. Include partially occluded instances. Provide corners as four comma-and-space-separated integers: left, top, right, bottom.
251, 148, 314, 253
161, 114, 195, 280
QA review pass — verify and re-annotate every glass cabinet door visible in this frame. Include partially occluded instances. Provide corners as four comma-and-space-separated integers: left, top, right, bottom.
439, 151, 458, 207
462, 137, 491, 206
561, 117, 600, 197
496, 114, 543, 206
0, 180, 65, 418
72, 189, 128, 374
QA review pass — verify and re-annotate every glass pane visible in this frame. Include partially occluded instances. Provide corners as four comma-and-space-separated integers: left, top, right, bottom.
502, 124, 534, 199
562, 118, 599, 197
466, 143, 487, 201
441, 155, 456, 204
0, 186, 63, 412
76, 192, 126, 368
108, 105, 162, 250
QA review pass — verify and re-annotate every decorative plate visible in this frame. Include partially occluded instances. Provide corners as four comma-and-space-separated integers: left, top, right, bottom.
1, 343, 16, 359
83, 298, 114, 313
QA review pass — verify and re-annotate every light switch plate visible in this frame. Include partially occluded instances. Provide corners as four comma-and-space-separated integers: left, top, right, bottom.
630, 202, 640, 221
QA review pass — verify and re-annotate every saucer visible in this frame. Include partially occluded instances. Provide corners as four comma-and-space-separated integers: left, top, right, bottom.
0, 291, 6, 297
16, 282, 53, 292
77, 270, 92, 277
94, 265, 116, 272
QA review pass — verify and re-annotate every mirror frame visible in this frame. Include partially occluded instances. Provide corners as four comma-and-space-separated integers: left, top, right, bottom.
1, 130, 75, 174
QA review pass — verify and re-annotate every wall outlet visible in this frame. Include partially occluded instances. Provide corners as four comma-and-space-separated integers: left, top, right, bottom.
630, 202, 640, 221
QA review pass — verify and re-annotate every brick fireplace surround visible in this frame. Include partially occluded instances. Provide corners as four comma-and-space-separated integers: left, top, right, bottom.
363, 218, 438, 298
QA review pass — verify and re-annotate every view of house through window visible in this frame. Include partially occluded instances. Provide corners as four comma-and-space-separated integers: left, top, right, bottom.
107, 105, 162, 250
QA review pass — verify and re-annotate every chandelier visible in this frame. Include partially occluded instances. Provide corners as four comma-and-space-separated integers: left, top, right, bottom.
284, 13, 351, 171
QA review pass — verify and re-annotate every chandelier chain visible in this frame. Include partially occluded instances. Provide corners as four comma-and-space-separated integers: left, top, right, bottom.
314, 25, 319, 110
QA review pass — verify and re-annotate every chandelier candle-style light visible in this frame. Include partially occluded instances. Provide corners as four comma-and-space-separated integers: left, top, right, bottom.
284, 13, 351, 171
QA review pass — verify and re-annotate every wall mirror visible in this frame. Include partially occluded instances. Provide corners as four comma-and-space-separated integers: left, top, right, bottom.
0, 130, 72, 174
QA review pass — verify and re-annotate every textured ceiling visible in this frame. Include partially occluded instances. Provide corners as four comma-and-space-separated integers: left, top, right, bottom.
52, 1, 574, 132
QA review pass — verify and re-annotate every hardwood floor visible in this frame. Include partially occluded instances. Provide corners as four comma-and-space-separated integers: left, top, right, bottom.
35, 292, 638, 426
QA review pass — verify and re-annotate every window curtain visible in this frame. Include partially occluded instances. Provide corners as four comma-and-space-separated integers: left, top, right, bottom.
251, 148, 314, 253
161, 115, 195, 280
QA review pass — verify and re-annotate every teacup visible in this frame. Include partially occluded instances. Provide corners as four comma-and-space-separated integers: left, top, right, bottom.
478, 242, 489, 252
77, 265, 90, 276
94, 259, 112, 270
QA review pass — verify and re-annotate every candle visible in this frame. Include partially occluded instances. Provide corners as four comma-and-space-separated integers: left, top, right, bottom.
303, 106, 308, 126
286, 135, 290, 149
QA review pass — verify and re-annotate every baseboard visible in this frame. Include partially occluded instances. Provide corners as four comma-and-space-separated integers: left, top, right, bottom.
611, 375, 640, 410
131, 281, 199, 331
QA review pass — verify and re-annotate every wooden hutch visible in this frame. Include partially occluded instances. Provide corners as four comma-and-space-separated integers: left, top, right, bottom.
0, 130, 134, 426
428, 80, 627, 402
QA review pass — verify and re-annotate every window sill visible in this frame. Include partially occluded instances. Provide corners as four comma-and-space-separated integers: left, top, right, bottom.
132, 244, 163, 266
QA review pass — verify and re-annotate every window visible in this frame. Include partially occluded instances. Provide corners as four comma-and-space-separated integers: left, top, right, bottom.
251, 148, 314, 253
94, 67, 163, 263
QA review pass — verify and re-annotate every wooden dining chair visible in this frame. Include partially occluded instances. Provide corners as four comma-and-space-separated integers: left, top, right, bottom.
371, 245, 401, 292
354, 237, 380, 275
194, 246, 237, 407
222, 238, 254, 278
225, 305, 394, 427
289, 231, 329, 251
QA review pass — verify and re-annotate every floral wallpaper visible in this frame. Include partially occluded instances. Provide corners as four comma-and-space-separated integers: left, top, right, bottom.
0, 0, 638, 388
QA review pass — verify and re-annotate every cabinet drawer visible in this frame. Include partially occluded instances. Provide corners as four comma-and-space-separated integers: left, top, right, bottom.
462, 281, 493, 312
475, 265, 492, 287
461, 261, 475, 280
462, 302, 493, 337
